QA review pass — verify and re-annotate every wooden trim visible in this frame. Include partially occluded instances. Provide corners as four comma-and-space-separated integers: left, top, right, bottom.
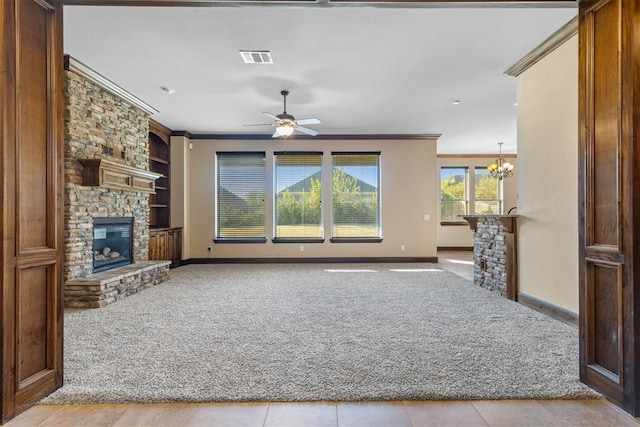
440, 221, 469, 226
331, 151, 382, 156
149, 119, 172, 144
61, 0, 576, 6
213, 238, 268, 243
78, 158, 162, 193
172, 132, 441, 141
51, 0, 65, 407
63, 55, 158, 114
272, 238, 325, 243
329, 237, 383, 243
438, 154, 517, 158
331, 0, 569, 2
518, 292, 579, 326
274, 151, 323, 156
186, 256, 438, 264
505, 16, 578, 77
437, 246, 473, 251
461, 217, 479, 231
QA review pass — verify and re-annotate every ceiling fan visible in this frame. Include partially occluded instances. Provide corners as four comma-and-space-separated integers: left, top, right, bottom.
244, 90, 321, 138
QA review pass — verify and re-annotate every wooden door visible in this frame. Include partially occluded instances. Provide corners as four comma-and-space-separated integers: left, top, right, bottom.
0, 0, 64, 421
579, 0, 640, 415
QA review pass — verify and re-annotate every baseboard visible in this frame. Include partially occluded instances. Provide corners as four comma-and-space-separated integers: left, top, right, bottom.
186, 257, 438, 264
437, 246, 473, 251
517, 292, 578, 327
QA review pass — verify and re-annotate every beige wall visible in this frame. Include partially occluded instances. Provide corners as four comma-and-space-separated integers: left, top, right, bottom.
516, 34, 578, 313
436, 156, 518, 248
177, 137, 439, 259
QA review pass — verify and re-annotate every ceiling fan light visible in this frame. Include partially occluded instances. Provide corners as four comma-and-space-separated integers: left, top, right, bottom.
276, 124, 294, 136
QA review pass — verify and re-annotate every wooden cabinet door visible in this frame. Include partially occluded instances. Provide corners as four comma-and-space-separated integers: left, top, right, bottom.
579, 0, 640, 415
168, 228, 183, 268
149, 230, 168, 261
0, 0, 64, 421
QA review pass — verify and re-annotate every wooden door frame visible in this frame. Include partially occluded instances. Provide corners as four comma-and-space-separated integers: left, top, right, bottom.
1, 0, 65, 422
16, 0, 640, 421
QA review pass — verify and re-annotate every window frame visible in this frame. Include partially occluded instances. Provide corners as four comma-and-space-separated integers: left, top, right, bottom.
214, 151, 267, 243
329, 151, 382, 243
272, 151, 325, 244
440, 166, 470, 225
473, 166, 503, 216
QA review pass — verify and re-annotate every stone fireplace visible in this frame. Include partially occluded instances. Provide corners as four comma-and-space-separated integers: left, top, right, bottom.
63, 56, 170, 308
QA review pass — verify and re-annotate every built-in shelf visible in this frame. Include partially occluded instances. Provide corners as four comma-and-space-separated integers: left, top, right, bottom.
149, 156, 169, 165
78, 158, 161, 193
149, 120, 171, 229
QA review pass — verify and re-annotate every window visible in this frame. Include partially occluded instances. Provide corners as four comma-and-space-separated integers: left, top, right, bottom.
440, 167, 468, 223
274, 152, 323, 241
331, 152, 381, 241
474, 168, 502, 215
215, 152, 266, 242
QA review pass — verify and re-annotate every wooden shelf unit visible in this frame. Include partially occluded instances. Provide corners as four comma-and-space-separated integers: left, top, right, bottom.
149, 122, 171, 228
148, 120, 182, 268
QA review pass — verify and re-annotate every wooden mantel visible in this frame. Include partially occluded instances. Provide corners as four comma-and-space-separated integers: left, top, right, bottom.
79, 158, 162, 193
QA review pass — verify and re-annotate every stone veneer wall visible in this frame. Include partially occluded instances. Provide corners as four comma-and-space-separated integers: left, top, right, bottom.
473, 217, 508, 296
64, 70, 151, 280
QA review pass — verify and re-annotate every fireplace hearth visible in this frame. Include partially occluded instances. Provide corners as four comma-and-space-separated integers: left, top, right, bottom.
93, 217, 133, 273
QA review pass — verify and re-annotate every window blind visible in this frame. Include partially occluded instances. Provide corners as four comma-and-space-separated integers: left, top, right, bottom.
216, 152, 266, 240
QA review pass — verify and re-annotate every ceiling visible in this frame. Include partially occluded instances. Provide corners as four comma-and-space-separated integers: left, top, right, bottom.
63, 5, 577, 154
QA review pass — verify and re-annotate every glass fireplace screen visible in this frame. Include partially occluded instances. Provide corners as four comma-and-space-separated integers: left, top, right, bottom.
93, 217, 133, 273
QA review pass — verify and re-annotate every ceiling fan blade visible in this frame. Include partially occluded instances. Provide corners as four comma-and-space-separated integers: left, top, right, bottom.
296, 126, 319, 137
296, 118, 321, 126
263, 112, 280, 121
242, 123, 273, 127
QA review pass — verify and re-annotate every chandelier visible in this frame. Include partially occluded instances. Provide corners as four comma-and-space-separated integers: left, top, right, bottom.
487, 142, 514, 180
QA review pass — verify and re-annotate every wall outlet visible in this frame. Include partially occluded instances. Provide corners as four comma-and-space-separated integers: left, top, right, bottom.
400, 245, 406, 252
300, 245, 305, 252
423, 214, 430, 221
207, 246, 212, 252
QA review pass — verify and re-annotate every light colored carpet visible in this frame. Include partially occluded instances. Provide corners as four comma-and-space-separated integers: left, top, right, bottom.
41, 263, 599, 404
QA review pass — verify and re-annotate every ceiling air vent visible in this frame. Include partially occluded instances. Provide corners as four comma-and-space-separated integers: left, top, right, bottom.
239, 51, 273, 64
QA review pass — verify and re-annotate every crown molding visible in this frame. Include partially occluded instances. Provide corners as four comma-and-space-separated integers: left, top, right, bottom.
64, 55, 158, 115
505, 16, 578, 77
170, 132, 441, 141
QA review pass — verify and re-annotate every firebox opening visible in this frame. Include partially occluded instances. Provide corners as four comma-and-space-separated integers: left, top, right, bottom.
93, 217, 133, 273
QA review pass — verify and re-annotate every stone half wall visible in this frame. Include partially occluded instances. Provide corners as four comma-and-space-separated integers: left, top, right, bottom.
473, 217, 508, 296
64, 69, 151, 280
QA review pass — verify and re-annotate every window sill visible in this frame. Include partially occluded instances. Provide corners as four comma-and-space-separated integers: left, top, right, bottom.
272, 238, 325, 244
213, 238, 267, 244
440, 222, 469, 226
330, 237, 383, 243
